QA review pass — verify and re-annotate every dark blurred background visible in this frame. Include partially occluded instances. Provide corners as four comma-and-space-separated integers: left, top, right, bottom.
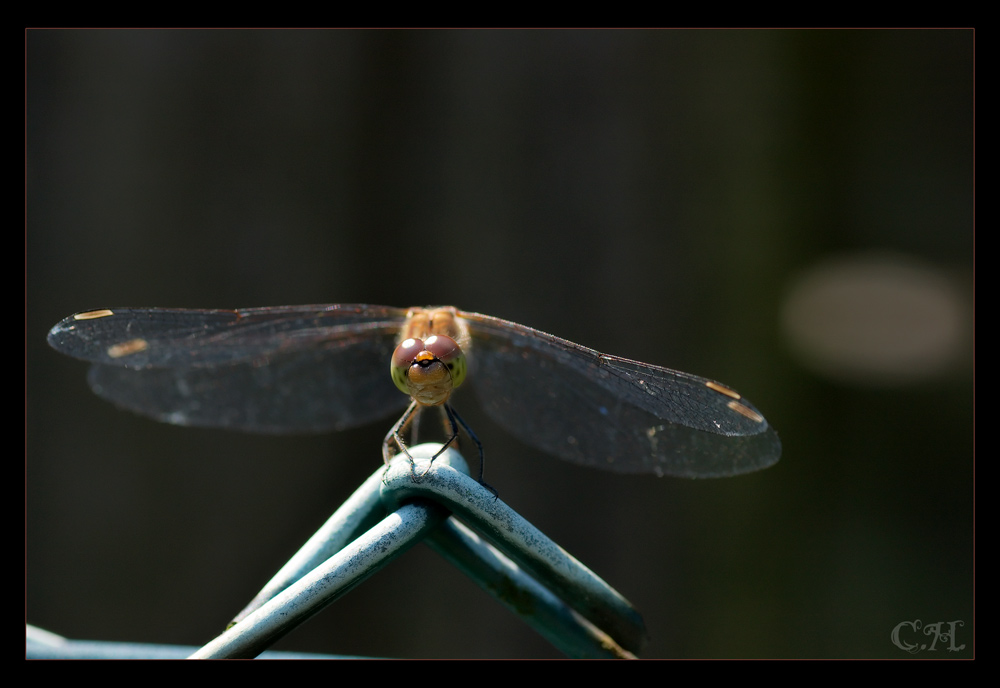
26, 30, 973, 659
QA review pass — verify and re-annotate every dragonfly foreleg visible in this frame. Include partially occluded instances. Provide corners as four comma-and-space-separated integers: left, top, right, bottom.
443, 405, 497, 500
383, 401, 419, 465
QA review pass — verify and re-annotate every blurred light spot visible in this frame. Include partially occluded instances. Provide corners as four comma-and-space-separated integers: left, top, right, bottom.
781, 253, 968, 386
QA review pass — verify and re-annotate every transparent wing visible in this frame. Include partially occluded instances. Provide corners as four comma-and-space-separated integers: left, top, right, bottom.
48, 305, 410, 433
460, 311, 781, 478
48, 304, 781, 472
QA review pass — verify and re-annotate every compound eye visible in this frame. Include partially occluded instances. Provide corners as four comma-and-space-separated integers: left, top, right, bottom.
423, 335, 458, 361
423, 335, 467, 388
391, 338, 425, 394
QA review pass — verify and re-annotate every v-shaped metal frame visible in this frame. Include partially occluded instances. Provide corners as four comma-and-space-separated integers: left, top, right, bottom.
192, 444, 647, 659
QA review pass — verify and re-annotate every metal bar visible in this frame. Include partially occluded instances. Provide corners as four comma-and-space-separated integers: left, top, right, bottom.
26, 625, 350, 659
198, 444, 645, 658
379, 447, 648, 655
190, 500, 449, 658
425, 519, 637, 658
228, 449, 470, 626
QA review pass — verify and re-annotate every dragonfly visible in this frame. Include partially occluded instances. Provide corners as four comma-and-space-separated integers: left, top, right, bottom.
47, 305, 781, 480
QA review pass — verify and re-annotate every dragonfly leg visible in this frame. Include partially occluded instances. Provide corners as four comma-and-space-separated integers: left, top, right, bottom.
383, 401, 419, 479
384, 402, 497, 500
408, 405, 459, 481
444, 405, 498, 500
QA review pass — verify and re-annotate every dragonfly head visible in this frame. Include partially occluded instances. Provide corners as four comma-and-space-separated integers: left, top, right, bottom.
391, 335, 467, 407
